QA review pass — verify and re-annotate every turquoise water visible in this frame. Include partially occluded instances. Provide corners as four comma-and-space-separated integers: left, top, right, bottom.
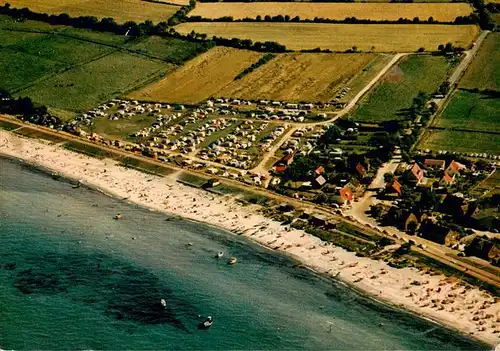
0, 157, 488, 350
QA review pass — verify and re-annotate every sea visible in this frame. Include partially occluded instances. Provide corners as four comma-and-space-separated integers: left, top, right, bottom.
0, 157, 490, 350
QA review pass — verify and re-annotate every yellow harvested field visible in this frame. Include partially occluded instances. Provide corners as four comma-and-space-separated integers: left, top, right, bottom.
2, 0, 180, 23
219, 53, 378, 102
128, 47, 263, 104
176, 23, 479, 52
190, 3, 472, 22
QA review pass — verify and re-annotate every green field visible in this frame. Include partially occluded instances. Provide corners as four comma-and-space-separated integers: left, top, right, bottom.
350, 55, 452, 122
18, 52, 172, 111
0, 15, 208, 113
459, 33, 500, 91
0, 30, 113, 91
418, 129, 500, 154
126, 36, 210, 63
436, 90, 500, 132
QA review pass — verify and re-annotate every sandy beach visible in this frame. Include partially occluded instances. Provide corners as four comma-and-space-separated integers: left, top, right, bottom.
1, 130, 499, 348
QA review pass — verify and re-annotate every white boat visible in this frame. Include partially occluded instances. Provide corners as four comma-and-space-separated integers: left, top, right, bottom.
160, 299, 167, 307
228, 257, 237, 265
199, 316, 213, 329
216, 251, 224, 259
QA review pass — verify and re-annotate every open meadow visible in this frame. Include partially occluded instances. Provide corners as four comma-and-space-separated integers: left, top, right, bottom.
128, 47, 264, 104
18, 52, 172, 111
1, 0, 180, 23
418, 130, 500, 155
350, 55, 452, 122
435, 90, 500, 132
217, 52, 378, 102
175, 23, 479, 53
459, 33, 500, 91
190, 3, 472, 22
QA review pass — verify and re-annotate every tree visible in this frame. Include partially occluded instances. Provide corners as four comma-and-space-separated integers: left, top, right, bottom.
319, 125, 342, 147
384, 172, 395, 183
315, 193, 328, 204
418, 188, 441, 212
285, 155, 316, 180
370, 204, 383, 218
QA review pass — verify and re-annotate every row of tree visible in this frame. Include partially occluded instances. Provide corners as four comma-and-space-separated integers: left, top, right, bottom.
0, 3, 288, 53
234, 53, 276, 80
186, 14, 478, 25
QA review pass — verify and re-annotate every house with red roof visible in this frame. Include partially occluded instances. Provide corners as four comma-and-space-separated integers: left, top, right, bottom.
385, 179, 402, 197
355, 163, 367, 177
407, 163, 424, 184
423, 159, 446, 170
440, 172, 455, 186
279, 153, 295, 166
314, 166, 325, 175
446, 160, 466, 177
332, 186, 354, 207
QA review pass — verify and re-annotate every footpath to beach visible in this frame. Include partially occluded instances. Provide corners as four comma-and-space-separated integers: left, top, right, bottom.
1, 130, 499, 348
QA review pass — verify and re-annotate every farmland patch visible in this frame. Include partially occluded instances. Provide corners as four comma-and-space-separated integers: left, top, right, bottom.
2, 0, 180, 24
418, 130, 500, 154
350, 55, 452, 122
435, 90, 500, 132
128, 47, 263, 104
459, 33, 500, 91
175, 23, 479, 53
218, 53, 378, 102
190, 3, 473, 22
17, 52, 173, 111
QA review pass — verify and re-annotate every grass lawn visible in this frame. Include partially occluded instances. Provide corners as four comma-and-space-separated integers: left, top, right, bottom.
0, 119, 21, 130
17, 52, 173, 112
350, 55, 452, 122
63, 140, 119, 159
459, 33, 500, 91
89, 113, 159, 140
435, 90, 500, 132
418, 130, 500, 154
13, 128, 67, 142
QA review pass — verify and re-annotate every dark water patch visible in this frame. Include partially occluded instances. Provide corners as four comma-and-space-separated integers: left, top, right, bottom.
12, 249, 195, 332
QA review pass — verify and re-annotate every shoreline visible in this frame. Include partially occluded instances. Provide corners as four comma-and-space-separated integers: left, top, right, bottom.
1, 130, 498, 348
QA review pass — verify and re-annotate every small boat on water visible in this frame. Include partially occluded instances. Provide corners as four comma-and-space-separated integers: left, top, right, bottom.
198, 316, 213, 329
113, 214, 122, 220
160, 299, 167, 308
216, 251, 224, 259
228, 257, 237, 265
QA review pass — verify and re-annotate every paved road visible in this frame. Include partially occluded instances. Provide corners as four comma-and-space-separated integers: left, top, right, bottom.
448, 31, 490, 86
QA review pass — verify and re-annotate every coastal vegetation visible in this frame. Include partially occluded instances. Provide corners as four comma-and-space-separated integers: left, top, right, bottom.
174, 22, 479, 52
350, 55, 452, 122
